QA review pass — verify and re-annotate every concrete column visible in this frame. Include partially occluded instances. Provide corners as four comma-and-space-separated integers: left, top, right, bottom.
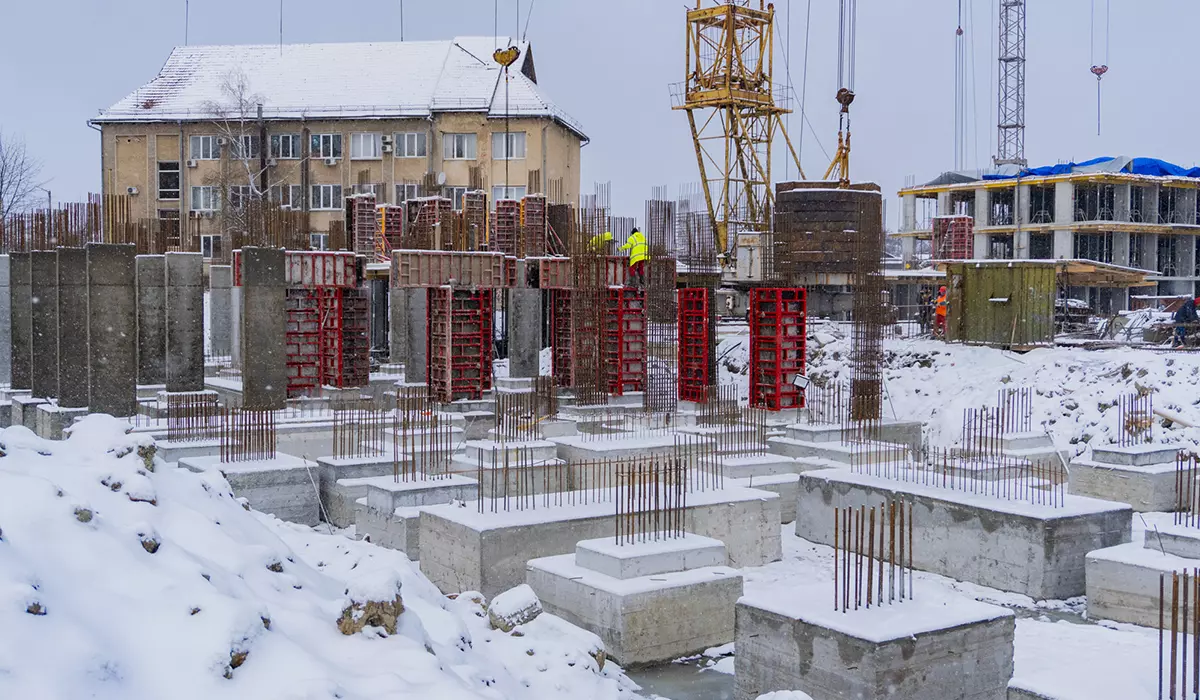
30, 251, 59, 399
899, 236, 916, 266
1014, 230, 1031, 259
1052, 230, 1073, 259
230, 283, 243, 370
1016, 184, 1032, 226
972, 233, 990, 259
56, 249, 89, 408
87, 244, 137, 417
404, 288, 428, 384
209, 264, 233, 358
1146, 186, 1161, 224
389, 287, 407, 364
1054, 182, 1075, 224
1177, 236, 1196, 280
1114, 183, 1132, 222
901, 194, 917, 232
370, 278, 389, 359
135, 255, 166, 386
240, 247, 287, 410
935, 192, 951, 217
1179, 190, 1199, 226
1111, 231, 1131, 268
9, 252, 31, 390
509, 260, 542, 379
974, 188, 990, 227
0, 255, 10, 386
165, 252, 204, 392
1143, 234, 1160, 275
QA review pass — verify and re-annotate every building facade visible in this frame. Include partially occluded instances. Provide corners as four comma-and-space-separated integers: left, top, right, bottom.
90, 38, 585, 259
896, 157, 1200, 312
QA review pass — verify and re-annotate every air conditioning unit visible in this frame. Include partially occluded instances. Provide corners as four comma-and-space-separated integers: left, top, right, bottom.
126, 186, 139, 196
324, 157, 339, 166
381, 135, 394, 145
216, 137, 228, 146
267, 157, 278, 166
382, 144, 393, 154
186, 159, 198, 168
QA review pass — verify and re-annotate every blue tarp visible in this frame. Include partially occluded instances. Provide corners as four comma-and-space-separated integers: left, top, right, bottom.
980, 156, 1200, 181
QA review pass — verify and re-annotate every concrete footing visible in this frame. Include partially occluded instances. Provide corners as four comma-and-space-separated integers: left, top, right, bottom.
527, 533, 743, 665
178, 453, 320, 526
154, 439, 223, 465
795, 469, 1132, 599
1069, 443, 1182, 512
418, 485, 781, 598
34, 404, 88, 440
12, 395, 45, 431
312, 455, 407, 527
352, 474, 479, 552
550, 433, 706, 463
1087, 522, 1200, 626
734, 590, 1015, 700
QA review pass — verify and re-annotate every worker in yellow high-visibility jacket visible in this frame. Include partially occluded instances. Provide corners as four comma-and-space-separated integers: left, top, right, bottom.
619, 227, 647, 287
588, 231, 614, 254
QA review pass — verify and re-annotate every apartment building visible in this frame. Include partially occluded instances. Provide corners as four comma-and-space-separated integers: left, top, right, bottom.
89, 37, 586, 258
896, 156, 1200, 312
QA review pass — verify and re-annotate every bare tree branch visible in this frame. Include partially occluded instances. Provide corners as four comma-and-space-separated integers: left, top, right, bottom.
0, 131, 45, 220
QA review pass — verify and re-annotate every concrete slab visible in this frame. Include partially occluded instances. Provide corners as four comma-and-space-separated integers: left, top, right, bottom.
1068, 456, 1179, 512
1092, 443, 1181, 467
419, 485, 781, 598
179, 453, 320, 526
574, 533, 727, 579
795, 468, 1132, 599
735, 590, 1015, 700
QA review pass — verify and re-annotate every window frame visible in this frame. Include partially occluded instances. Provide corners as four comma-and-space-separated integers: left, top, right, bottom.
310, 183, 344, 211
491, 132, 527, 160
349, 132, 382, 160
445, 186, 468, 211
311, 133, 343, 160
442, 133, 477, 160
395, 132, 427, 159
235, 134, 260, 160
396, 183, 419, 203
200, 233, 222, 261
157, 161, 180, 201
491, 185, 527, 203
190, 185, 218, 212
309, 232, 330, 251
270, 184, 304, 209
270, 133, 301, 159
189, 135, 219, 160
228, 185, 254, 210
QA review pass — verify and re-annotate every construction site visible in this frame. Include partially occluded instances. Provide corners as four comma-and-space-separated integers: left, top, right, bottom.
2, 2, 1200, 700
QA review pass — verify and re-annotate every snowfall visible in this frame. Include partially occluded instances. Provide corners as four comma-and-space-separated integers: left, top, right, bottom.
5, 326, 1200, 699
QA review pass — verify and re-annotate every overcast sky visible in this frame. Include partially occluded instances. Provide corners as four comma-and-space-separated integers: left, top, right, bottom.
2, 0, 1198, 229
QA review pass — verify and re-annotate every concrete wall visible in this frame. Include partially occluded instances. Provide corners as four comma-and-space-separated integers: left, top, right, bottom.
734, 600, 1015, 700
404, 288, 428, 384
209, 265, 233, 358
240, 247, 287, 409
56, 249, 90, 408
165, 252, 204, 392
388, 287, 406, 364
135, 255, 166, 386
87, 244, 138, 416
507, 262, 542, 378
419, 489, 781, 598
30, 251, 58, 399
794, 470, 1132, 599
0, 255, 10, 386
9, 252, 31, 390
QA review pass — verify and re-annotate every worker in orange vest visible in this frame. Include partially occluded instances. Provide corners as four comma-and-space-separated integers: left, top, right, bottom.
934, 285, 948, 338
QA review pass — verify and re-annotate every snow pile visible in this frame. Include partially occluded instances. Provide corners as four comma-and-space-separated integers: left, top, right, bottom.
756, 692, 815, 700
0, 417, 638, 700
487, 584, 543, 632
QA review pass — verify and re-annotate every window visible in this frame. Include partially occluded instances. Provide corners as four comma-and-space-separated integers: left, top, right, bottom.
270, 133, 300, 159
311, 133, 343, 159
445, 186, 468, 211
157, 161, 180, 200
396, 183, 419, 203
270, 184, 303, 209
190, 186, 218, 211
442, 133, 477, 160
395, 132, 427, 158
350, 132, 382, 160
309, 232, 330, 251
200, 234, 222, 260
351, 183, 381, 198
491, 185, 527, 202
228, 185, 254, 209
190, 135, 218, 160
235, 134, 260, 160
311, 184, 343, 210
492, 132, 526, 160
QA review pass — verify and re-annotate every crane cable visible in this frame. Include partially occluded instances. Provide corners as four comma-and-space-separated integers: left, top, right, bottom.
1090, 0, 1111, 135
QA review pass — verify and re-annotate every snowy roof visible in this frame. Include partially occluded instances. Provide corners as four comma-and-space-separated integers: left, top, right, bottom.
91, 37, 586, 140
912, 156, 1200, 190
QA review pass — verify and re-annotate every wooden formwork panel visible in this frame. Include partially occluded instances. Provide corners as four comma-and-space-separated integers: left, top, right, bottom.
390, 250, 509, 289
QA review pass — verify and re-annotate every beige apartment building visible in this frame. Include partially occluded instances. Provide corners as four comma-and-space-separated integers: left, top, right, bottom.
90, 37, 586, 257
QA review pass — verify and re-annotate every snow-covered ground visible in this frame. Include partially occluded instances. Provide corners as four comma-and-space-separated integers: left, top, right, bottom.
0, 416, 638, 700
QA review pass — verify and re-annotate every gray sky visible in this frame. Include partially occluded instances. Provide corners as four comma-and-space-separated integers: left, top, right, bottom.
2, 0, 1198, 229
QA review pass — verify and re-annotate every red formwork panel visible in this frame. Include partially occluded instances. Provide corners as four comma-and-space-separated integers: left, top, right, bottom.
376, 205, 405, 263
285, 288, 321, 398
550, 289, 573, 387
605, 288, 646, 396
521, 194, 547, 257
316, 287, 369, 389
678, 288, 712, 402
494, 199, 521, 256
346, 193, 378, 257
234, 250, 358, 288
931, 215, 974, 261
749, 288, 807, 411
427, 287, 494, 403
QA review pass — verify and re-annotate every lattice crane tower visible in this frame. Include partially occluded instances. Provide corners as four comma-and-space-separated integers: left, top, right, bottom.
672, 1, 802, 256
995, 0, 1027, 167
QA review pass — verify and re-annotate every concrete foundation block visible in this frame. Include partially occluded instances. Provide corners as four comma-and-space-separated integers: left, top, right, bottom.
352, 475, 479, 553
12, 395, 46, 431
314, 455, 403, 527
734, 593, 1015, 700
784, 419, 924, 451
179, 453, 320, 526
730, 473, 799, 523
551, 434, 704, 463
1085, 541, 1196, 627
35, 404, 89, 440
574, 533, 727, 579
1068, 456, 1178, 512
154, 439, 223, 465
1092, 443, 1181, 467
795, 469, 1133, 599
355, 498, 422, 552
0, 402, 10, 428
528, 543, 742, 665
419, 486, 781, 598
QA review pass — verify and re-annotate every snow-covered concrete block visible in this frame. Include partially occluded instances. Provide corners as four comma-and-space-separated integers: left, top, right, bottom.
1091, 443, 1180, 467
1069, 455, 1178, 512
574, 534, 727, 580
729, 473, 799, 523
314, 455, 404, 527
153, 438, 223, 464
735, 591, 1014, 700
179, 453, 321, 526
34, 404, 88, 441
